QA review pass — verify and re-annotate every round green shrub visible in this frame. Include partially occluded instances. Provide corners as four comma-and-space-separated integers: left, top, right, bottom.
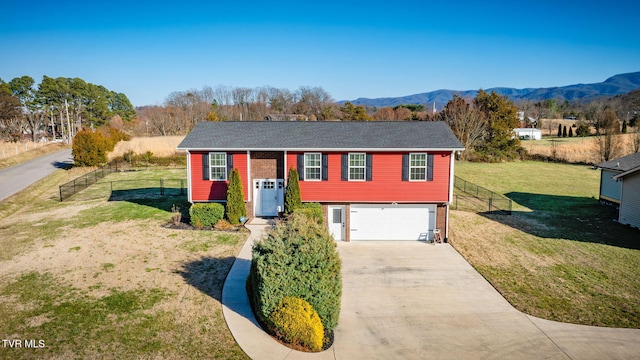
72, 129, 111, 167
269, 297, 324, 352
296, 202, 323, 225
248, 212, 342, 332
189, 202, 225, 228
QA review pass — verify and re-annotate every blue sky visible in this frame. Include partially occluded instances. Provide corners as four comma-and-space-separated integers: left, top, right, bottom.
2, 0, 639, 107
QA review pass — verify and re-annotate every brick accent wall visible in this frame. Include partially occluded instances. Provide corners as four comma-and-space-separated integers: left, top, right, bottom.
250, 151, 284, 179
437, 204, 447, 240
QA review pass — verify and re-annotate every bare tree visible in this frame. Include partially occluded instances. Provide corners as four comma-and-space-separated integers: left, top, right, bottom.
632, 127, 640, 153
294, 86, 334, 120
594, 108, 623, 161
373, 107, 396, 120
440, 95, 486, 159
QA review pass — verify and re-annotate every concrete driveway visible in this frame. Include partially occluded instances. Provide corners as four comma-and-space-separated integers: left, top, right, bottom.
223, 223, 640, 360
333, 241, 640, 360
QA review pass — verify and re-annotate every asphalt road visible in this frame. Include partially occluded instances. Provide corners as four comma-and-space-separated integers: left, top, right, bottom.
0, 149, 73, 202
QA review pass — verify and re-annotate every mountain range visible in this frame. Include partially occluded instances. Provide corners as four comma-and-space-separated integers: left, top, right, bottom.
346, 71, 640, 109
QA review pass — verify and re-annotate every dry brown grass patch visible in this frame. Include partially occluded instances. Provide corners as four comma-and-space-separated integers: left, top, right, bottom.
108, 136, 186, 159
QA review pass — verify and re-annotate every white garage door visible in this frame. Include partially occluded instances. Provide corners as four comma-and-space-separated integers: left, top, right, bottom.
350, 204, 436, 241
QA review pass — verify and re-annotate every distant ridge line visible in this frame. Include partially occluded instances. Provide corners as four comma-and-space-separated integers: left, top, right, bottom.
344, 71, 640, 109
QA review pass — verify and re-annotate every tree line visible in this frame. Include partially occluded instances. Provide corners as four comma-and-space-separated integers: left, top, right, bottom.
135, 85, 443, 136
0, 76, 135, 142
4, 73, 636, 164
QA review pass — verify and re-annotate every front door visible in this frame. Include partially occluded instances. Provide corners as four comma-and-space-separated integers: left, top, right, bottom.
328, 205, 346, 241
254, 179, 284, 217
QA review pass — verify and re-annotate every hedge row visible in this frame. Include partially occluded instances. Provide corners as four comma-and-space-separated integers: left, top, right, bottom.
248, 212, 342, 333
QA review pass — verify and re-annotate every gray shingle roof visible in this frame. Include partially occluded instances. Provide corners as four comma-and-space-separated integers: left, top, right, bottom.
596, 152, 640, 172
177, 121, 464, 151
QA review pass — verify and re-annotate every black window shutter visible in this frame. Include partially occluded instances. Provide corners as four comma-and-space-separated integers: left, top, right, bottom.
366, 154, 373, 181
297, 154, 304, 180
402, 154, 409, 181
202, 153, 210, 180
322, 154, 328, 181
427, 154, 434, 181
341, 154, 348, 181
226, 153, 233, 178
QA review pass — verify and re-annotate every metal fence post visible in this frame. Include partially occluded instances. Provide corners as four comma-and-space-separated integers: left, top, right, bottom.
160, 179, 164, 195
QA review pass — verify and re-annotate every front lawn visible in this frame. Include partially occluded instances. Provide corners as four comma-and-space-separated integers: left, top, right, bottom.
0, 167, 249, 359
451, 160, 640, 328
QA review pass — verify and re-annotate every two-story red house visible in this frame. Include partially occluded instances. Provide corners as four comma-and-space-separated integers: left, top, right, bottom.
177, 121, 464, 242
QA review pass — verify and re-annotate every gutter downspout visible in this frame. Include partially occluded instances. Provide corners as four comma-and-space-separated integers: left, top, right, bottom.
446, 151, 456, 241
186, 150, 193, 203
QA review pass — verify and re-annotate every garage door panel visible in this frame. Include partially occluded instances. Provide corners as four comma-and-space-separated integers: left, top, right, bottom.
350, 204, 434, 241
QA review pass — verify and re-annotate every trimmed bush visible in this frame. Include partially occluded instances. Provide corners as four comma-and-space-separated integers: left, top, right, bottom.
248, 212, 342, 332
296, 202, 323, 225
189, 203, 225, 228
269, 297, 324, 352
72, 129, 111, 166
73, 127, 131, 167
226, 168, 246, 224
284, 167, 302, 214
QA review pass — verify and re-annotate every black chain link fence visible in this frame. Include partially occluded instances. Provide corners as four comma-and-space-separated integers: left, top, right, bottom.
59, 162, 187, 201
59, 162, 120, 201
453, 176, 512, 214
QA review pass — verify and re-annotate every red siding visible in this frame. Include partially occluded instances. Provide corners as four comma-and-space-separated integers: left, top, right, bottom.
286, 152, 451, 203
190, 151, 249, 202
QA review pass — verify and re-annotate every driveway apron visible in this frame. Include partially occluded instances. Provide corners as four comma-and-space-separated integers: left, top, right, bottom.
333, 241, 640, 360
222, 223, 640, 360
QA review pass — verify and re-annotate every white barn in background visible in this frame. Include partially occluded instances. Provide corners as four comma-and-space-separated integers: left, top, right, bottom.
514, 128, 542, 140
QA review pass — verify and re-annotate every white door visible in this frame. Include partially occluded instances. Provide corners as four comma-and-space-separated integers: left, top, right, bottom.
350, 204, 435, 241
254, 179, 284, 217
328, 205, 346, 241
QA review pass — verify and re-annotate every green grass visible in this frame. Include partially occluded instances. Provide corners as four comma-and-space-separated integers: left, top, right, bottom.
179, 233, 244, 252
0, 167, 249, 359
452, 160, 640, 327
0, 272, 172, 358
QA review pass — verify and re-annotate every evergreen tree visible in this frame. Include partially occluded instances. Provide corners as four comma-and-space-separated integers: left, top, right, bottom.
622, 120, 628, 134
473, 90, 522, 161
568, 126, 573, 137
284, 167, 302, 214
226, 168, 246, 224
558, 123, 562, 137
563, 126, 567, 137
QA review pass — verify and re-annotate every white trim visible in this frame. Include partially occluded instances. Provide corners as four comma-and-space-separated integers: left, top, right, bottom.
449, 151, 455, 204
408, 152, 427, 181
348, 152, 366, 181
186, 150, 193, 203
304, 152, 322, 181
247, 150, 252, 203
208, 152, 228, 181
179, 147, 464, 152
284, 150, 288, 182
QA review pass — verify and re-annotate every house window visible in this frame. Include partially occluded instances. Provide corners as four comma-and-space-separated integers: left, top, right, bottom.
304, 153, 322, 181
349, 153, 366, 181
209, 152, 227, 180
409, 153, 427, 181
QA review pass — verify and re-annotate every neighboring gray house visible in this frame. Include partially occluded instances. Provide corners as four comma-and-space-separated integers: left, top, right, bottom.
596, 153, 640, 229
613, 166, 640, 229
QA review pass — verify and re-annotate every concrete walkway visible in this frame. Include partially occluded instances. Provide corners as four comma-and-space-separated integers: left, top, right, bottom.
222, 220, 640, 360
